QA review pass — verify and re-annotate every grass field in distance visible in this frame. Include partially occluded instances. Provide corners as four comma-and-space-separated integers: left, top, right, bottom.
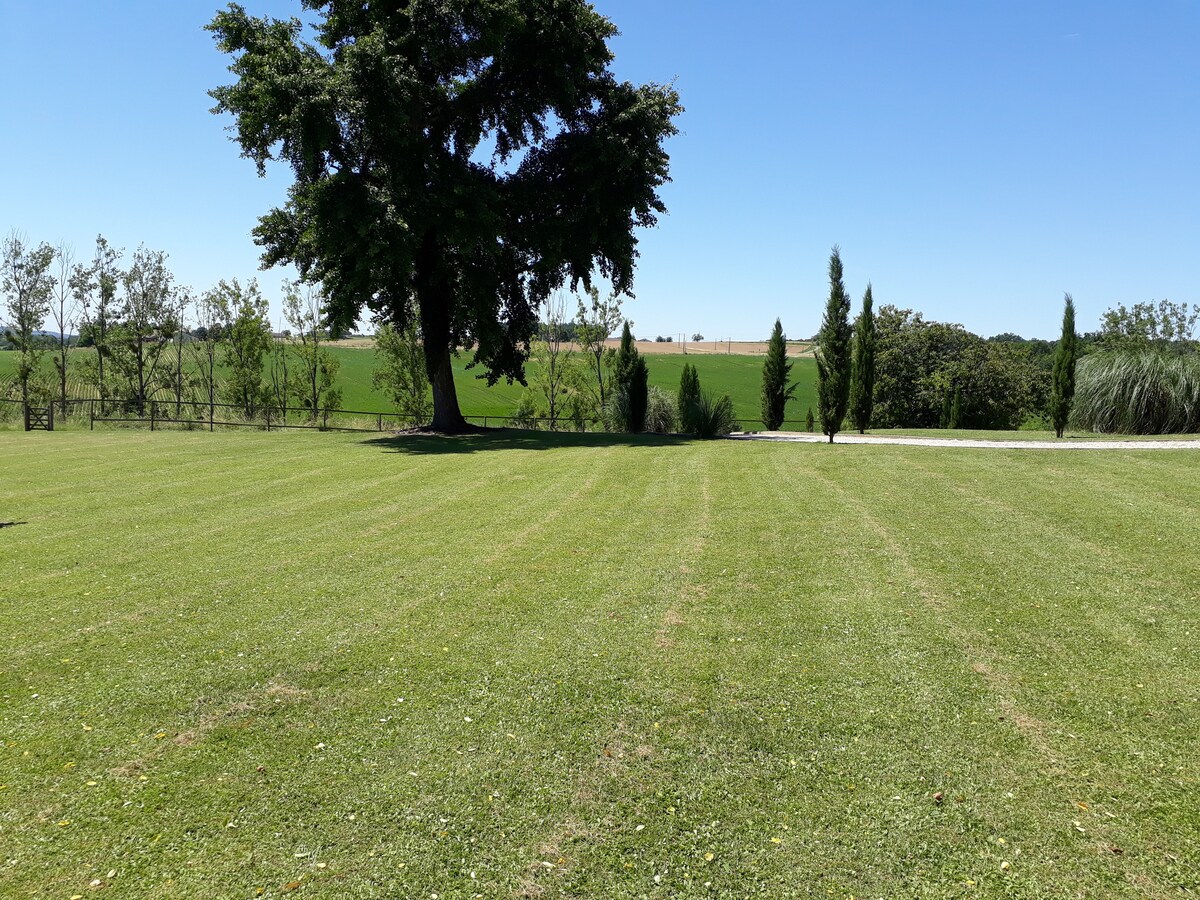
0, 347, 820, 425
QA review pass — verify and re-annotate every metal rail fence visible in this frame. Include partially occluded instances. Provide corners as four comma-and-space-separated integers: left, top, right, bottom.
2, 396, 812, 435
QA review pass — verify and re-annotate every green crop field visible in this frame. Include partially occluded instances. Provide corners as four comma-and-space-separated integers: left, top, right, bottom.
0, 348, 818, 425
2, 429, 1196, 898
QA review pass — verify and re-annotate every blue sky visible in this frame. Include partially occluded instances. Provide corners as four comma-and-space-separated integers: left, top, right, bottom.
2, 1, 1196, 339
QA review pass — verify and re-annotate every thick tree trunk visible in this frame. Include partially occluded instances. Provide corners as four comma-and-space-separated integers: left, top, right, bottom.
426, 341, 467, 432
416, 231, 469, 433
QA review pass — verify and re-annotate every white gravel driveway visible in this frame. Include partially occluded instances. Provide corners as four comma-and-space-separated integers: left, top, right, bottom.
732, 432, 1200, 450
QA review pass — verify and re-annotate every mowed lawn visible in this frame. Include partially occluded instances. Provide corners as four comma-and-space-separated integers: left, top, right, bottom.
1, 431, 1196, 898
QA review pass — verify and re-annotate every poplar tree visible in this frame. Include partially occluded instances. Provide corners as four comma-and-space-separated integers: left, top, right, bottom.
760, 318, 794, 430
815, 246, 852, 442
848, 283, 876, 433
1049, 293, 1078, 438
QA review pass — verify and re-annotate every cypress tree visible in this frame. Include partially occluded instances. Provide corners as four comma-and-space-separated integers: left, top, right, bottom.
848, 283, 876, 433
949, 385, 963, 429
628, 355, 649, 432
815, 246, 853, 442
678, 362, 701, 433
805, 407, 815, 432
614, 320, 637, 390
760, 318, 795, 430
1049, 293, 1078, 438
613, 321, 648, 432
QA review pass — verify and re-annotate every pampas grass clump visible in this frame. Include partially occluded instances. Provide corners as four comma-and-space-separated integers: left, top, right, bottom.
1072, 351, 1200, 434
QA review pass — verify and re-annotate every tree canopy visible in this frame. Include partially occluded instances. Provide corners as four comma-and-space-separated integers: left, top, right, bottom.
208, 0, 682, 431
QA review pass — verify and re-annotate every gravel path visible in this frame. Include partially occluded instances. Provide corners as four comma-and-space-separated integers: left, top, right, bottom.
732, 432, 1200, 450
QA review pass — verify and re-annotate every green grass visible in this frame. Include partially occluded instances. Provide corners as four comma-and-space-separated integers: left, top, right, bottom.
0, 348, 818, 426
2, 430, 1197, 898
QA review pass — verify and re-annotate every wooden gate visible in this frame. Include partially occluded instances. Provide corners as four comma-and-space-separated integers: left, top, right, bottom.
24, 405, 54, 431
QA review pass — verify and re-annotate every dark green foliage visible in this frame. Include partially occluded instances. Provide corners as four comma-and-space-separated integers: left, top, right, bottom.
207, 1, 681, 431
805, 407, 815, 432
949, 385, 962, 429
760, 318, 794, 430
1049, 294, 1077, 438
873, 305, 1048, 430
815, 246, 853, 442
678, 362, 701, 433
627, 356, 649, 433
1072, 351, 1200, 434
613, 321, 648, 432
848, 284, 876, 433
692, 390, 736, 438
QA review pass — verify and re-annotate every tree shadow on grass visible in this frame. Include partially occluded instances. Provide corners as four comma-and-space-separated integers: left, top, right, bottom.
362, 428, 693, 455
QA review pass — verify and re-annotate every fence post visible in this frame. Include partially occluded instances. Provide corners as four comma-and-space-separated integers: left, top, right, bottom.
150, 401, 156, 431
47, 403, 54, 432
23, 403, 30, 432
90, 398, 95, 431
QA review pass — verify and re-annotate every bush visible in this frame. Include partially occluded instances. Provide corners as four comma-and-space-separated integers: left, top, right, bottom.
510, 392, 540, 430
692, 391, 736, 439
644, 386, 678, 433
602, 389, 630, 432
1072, 351, 1200, 434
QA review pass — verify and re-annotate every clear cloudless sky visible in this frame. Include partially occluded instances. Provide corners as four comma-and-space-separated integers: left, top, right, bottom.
1, 1, 1196, 339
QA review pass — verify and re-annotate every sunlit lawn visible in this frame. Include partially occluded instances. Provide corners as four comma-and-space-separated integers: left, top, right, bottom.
2, 429, 1196, 897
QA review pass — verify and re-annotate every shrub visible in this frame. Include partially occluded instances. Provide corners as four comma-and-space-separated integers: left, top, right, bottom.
644, 386, 678, 433
1072, 351, 1200, 434
805, 407, 815, 432
602, 389, 630, 432
692, 390, 736, 439
510, 392, 540, 430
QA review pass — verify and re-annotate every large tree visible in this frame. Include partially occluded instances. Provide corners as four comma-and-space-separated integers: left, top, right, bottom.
1049, 293, 1077, 438
208, 1, 681, 432
815, 246, 852, 442
848, 283, 876, 433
